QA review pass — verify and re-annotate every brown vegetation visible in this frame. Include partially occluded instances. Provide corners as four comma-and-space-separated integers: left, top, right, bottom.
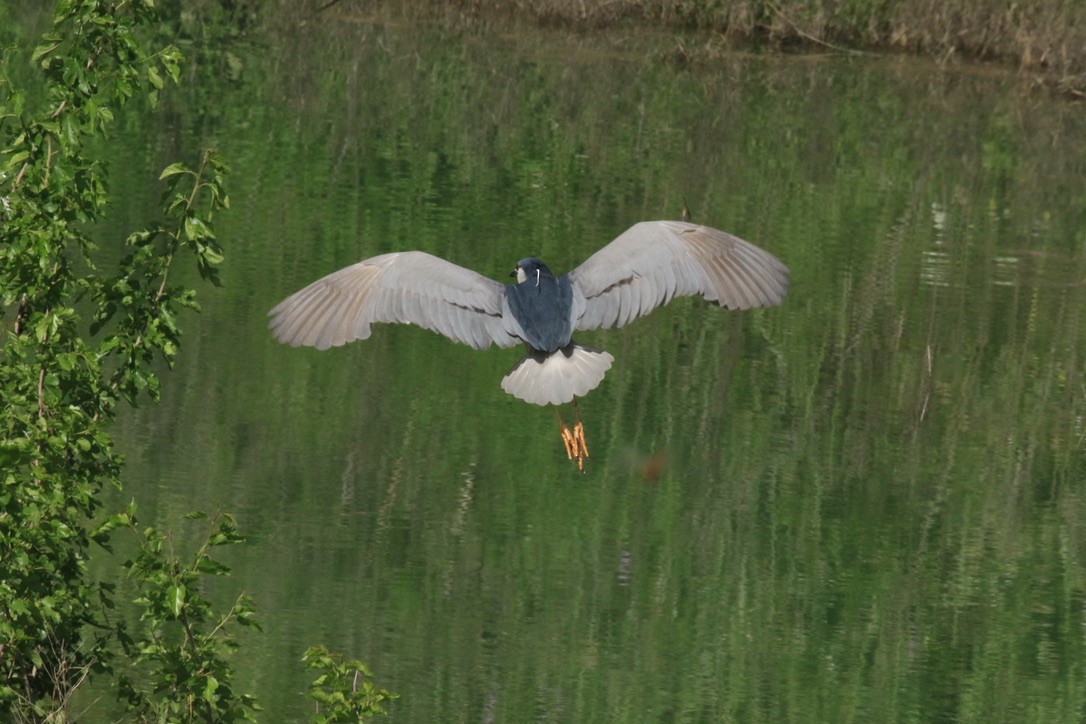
399, 0, 1086, 97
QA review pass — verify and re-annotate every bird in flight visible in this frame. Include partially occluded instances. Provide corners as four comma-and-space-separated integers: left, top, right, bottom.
268, 220, 789, 471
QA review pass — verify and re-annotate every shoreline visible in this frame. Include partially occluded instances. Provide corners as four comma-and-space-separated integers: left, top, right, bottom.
310, 0, 1086, 99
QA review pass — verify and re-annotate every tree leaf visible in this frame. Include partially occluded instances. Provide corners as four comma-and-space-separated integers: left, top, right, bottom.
159, 162, 188, 180
167, 585, 186, 617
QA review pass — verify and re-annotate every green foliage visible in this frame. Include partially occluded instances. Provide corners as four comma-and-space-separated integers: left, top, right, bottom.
1, 3, 395, 720
92, 150, 229, 404
303, 646, 396, 721
160, 0, 259, 84
114, 510, 262, 722
0, 0, 234, 718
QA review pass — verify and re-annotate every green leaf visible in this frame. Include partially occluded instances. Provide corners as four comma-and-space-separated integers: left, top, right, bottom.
147, 65, 163, 90
166, 585, 186, 617
199, 244, 225, 266
196, 557, 230, 575
5, 149, 30, 171
31, 38, 59, 63
159, 162, 188, 180
62, 113, 80, 145
183, 215, 212, 241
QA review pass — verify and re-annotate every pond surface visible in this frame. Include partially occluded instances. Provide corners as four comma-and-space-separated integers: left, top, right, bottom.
102, 11, 1086, 722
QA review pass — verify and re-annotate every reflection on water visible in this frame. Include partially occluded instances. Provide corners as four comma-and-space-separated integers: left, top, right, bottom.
95, 11, 1086, 722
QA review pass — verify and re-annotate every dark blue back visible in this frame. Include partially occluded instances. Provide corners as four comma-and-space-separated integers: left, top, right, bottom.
505, 273, 574, 353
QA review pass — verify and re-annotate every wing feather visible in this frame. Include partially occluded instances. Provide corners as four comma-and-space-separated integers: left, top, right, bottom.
567, 220, 789, 331
733, 243, 779, 304
269, 251, 519, 350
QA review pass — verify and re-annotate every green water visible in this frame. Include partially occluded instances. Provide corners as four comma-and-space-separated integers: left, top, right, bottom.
88, 12, 1086, 722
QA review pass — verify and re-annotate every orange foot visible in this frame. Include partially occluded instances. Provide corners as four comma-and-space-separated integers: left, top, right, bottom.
560, 421, 589, 472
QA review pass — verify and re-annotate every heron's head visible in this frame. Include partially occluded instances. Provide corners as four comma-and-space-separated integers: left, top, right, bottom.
510, 257, 554, 286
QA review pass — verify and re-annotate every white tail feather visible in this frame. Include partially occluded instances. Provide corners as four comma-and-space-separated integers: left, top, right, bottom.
501, 344, 614, 406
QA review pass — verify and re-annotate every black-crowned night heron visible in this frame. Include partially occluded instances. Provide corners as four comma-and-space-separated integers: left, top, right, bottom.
268, 220, 789, 470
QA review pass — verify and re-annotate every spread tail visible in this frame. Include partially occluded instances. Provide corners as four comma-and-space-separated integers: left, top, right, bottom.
501, 343, 614, 406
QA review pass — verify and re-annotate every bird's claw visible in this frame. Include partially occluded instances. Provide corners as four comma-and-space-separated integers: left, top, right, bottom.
574, 421, 588, 459
560, 422, 589, 472
560, 425, 577, 460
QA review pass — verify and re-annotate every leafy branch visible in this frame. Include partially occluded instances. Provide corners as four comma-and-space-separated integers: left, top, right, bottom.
304, 646, 398, 722
92, 149, 229, 405
0, 1, 236, 717
1, 3, 394, 719
110, 509, 262, 722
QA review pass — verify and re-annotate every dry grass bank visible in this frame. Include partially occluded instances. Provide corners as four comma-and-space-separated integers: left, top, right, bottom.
406, 0, 1086, 97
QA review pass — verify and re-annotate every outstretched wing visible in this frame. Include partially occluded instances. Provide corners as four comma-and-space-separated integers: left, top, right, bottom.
567, 220, 789, 331
268, 251, 521, 350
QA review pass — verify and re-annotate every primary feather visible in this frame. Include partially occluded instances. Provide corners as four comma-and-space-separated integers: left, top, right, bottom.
268, 251, 521, 350
567, 220, 789, 331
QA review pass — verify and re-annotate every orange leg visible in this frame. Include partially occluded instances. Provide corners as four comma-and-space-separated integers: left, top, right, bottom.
553, 400, 589, 472
571, 397, 588, 461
